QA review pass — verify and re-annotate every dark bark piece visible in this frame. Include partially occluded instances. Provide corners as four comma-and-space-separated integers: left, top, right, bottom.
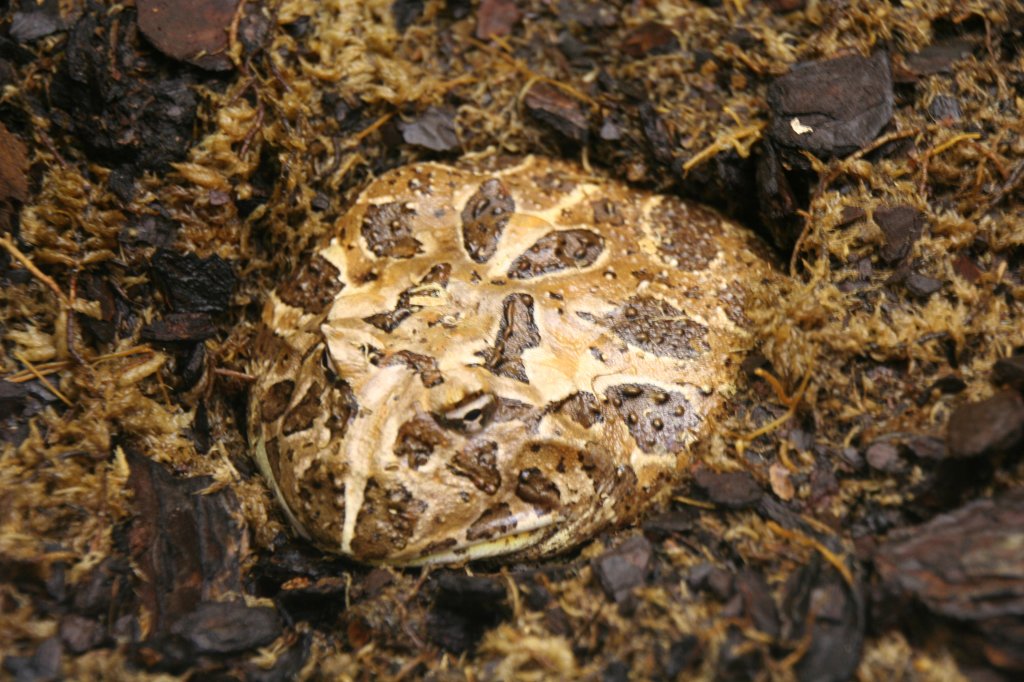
904, 271, 942, 298
140, 312, 217, 342
277, 254, 343, 314
992, 355, 1024, 391
2, 637, 62, 682
168, 601, 281, 654
399, 106, 459, 152
55, 11, 199, 172
642, 509, 698, 539
60, 614, 108, 654
735, 569, 781, 638
873, 205, 924, 264
639, 101, 675, 164
426, 573, 509, 654
477, 293, 541, 383
928, 95, 962, 122
10, 1, 66, 42
523, 82, 589, 143
137, 0, 239, 71
781, 558, 864, 682
508, 229, 604, 279
461, 178, 514, 263
391, 0, 425, 32
755, 138, 807, 252
902, 40, 974, 78
688, 563, 735, 601
591, 536, 653, 603
946, 389, 1024, 458
126, 451, 244, 636
361, 201, 423, 259
874, 489, 1024, 672
621, 22, 679, 58
767, 52, 893, 160
606, 384, 700, 453
0, 380, 28, 420
0, 122, 29, 202
838, 206, 867, 226
475, 0, 522, 40
364, 263, 451, 331
767, 0, 806, 11
693, 468, 763, 508
151, 249, 236, 314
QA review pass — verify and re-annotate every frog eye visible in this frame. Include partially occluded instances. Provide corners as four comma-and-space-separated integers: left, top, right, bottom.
435, 393, 497, 433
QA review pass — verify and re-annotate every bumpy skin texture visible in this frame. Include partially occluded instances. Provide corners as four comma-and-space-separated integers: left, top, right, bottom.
249, 156, 776, 565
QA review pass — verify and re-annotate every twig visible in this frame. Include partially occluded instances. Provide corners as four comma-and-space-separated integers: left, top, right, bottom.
0, 236, 70, 306
14, 352, 72, 407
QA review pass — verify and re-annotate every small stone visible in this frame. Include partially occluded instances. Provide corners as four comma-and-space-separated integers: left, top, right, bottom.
591, 535, 653, 602
769, 463, 795, 501
865, 442, 904, 473
399, 107, 460, 152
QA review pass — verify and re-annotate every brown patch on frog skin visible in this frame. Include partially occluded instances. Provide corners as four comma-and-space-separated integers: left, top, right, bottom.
648, 199, 722, 271
384, 350, 444, 387
361, 201, 422, 258
605, 384, 701, 453
277, 254, 344, 313
465, 502, 518, 542
449, 440, 502, 494
420, 537, 458, 556
325, 379, 358, 440
591, 198, 626, 226
478, 293, 541, 383
395, 416, 449, 469
296, 458, 347, 543
508, 229, 605, 279
600, 296, 710, 360
515, 467, 561, 510
262, 380, 295, 422
351, 479, 427, 560
363, 263, 451, 332
609, 464, 640, 520
282, 382, 323, 435
461, 178, 515, 263
548, 391, 604, 428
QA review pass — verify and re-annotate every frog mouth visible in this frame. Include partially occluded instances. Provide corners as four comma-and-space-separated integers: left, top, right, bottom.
381, 516, 563, 567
